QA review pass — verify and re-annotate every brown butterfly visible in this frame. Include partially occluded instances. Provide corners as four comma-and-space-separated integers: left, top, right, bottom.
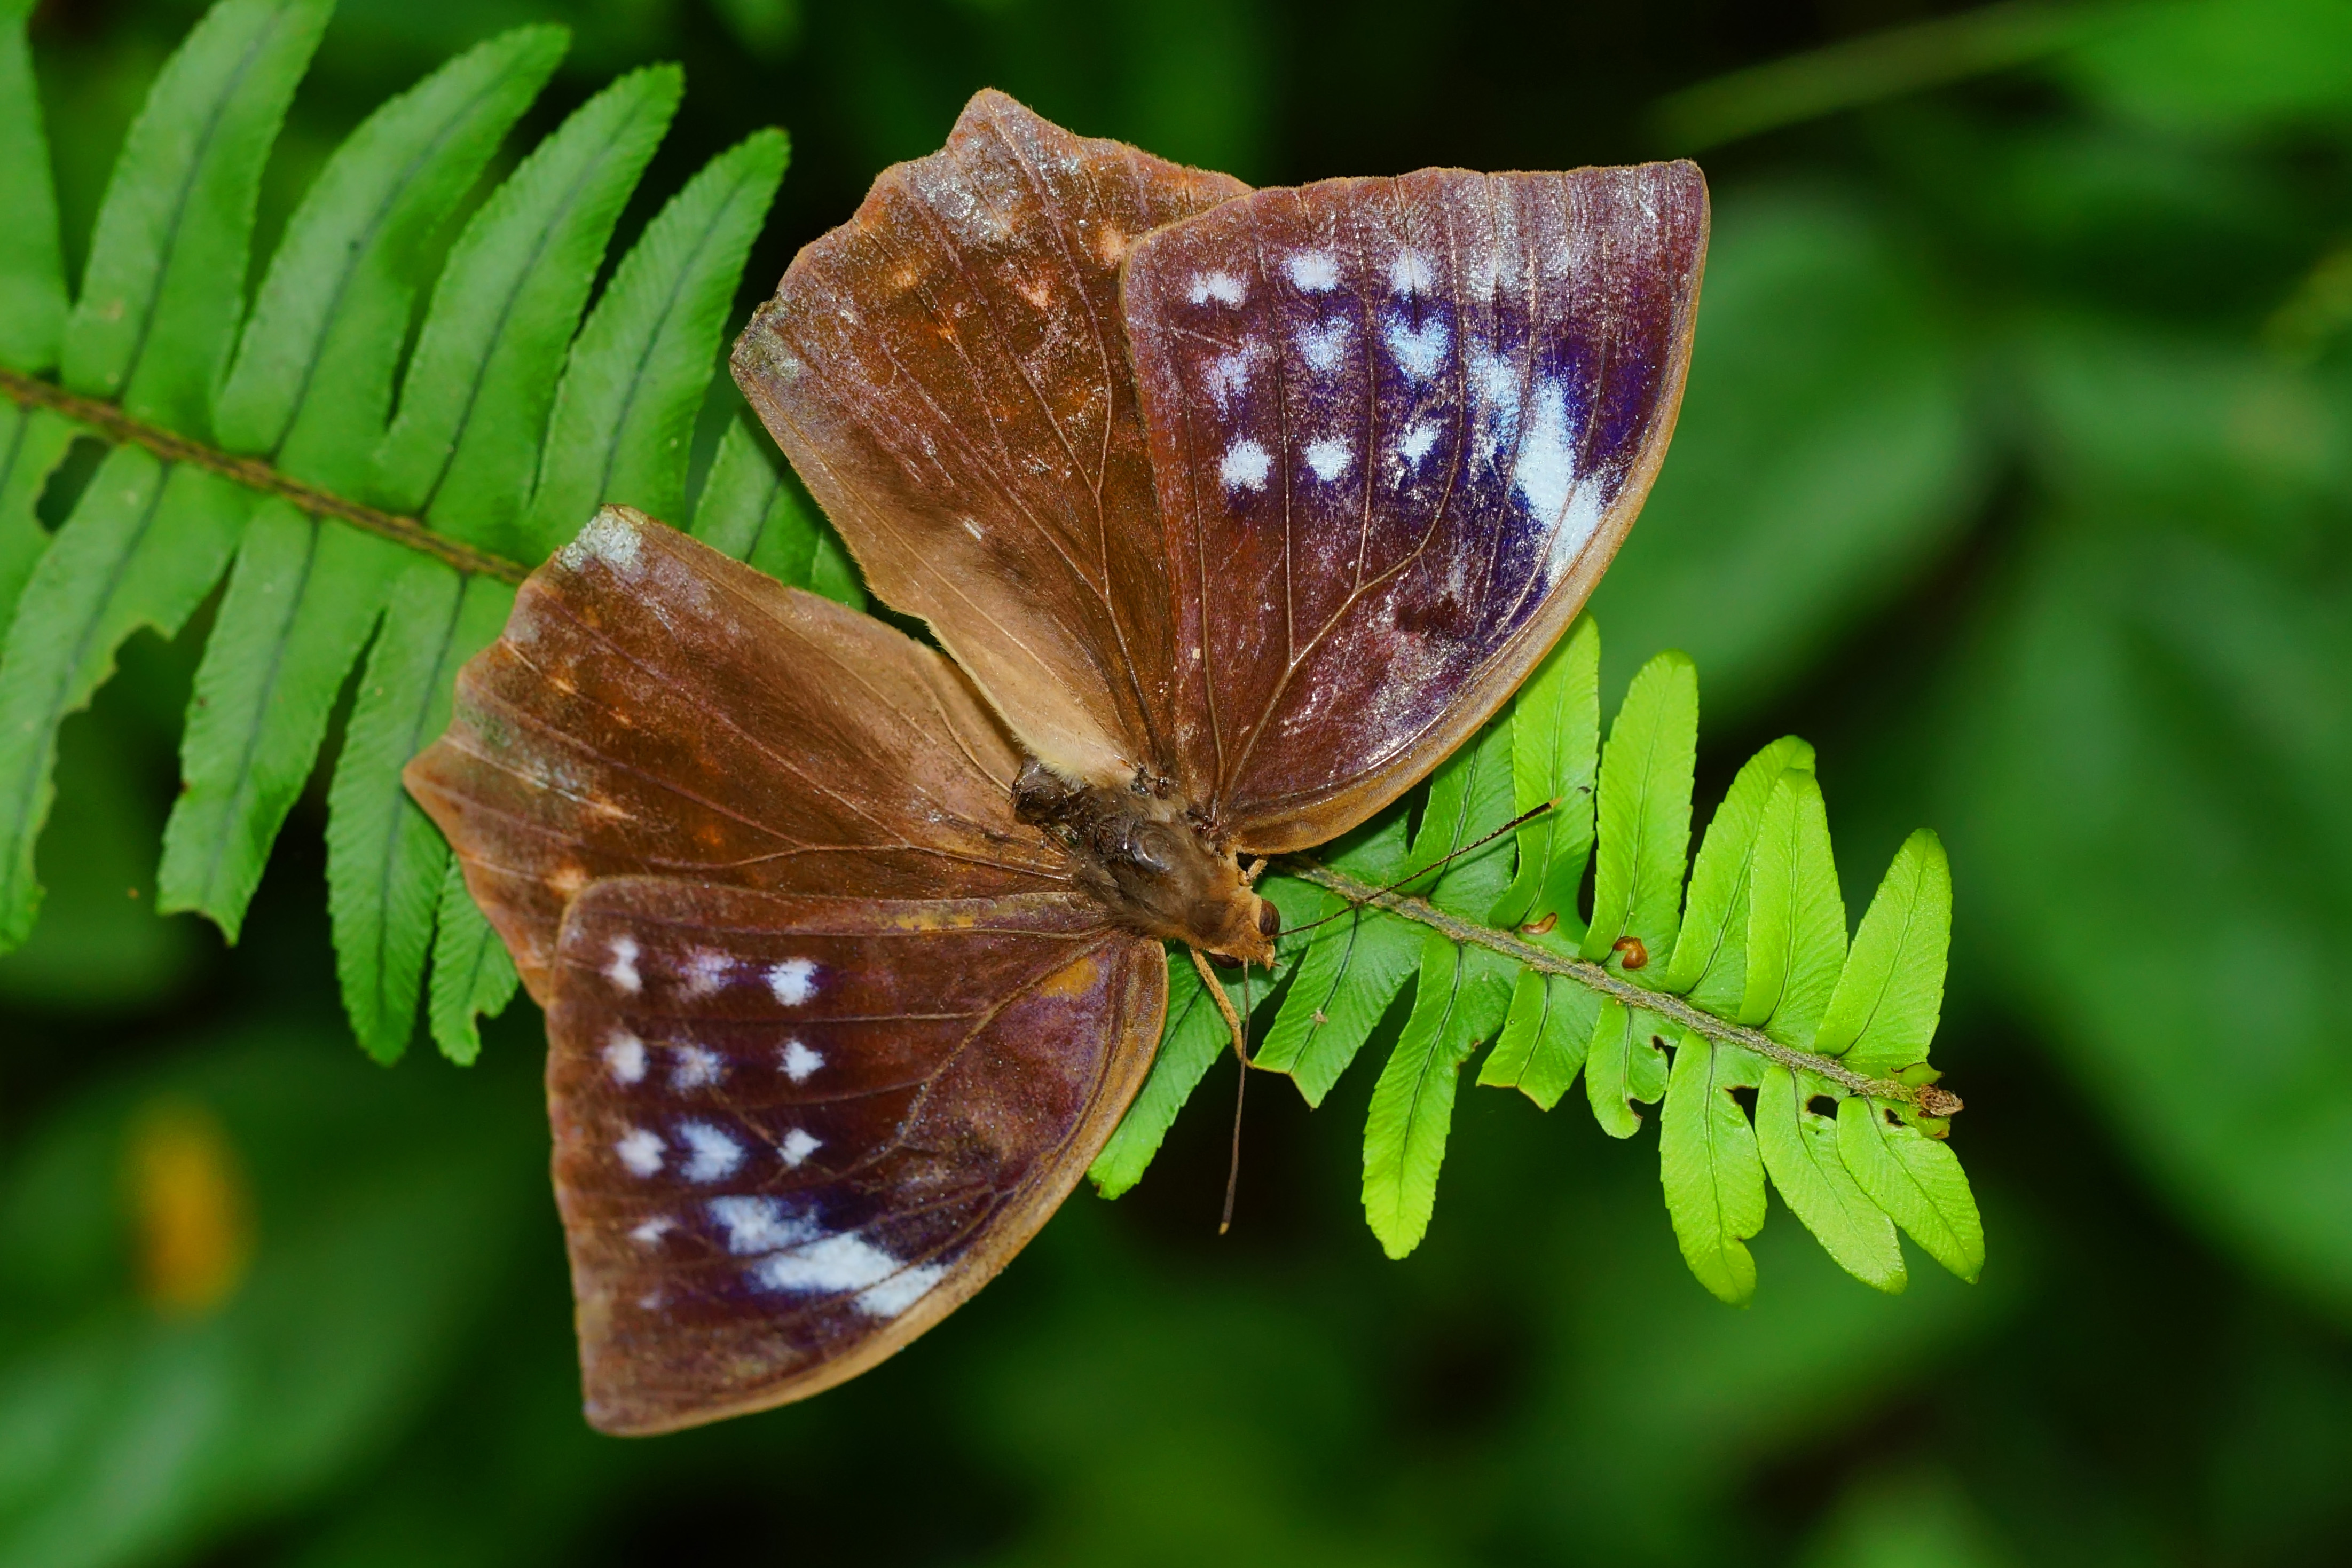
405, 90, 1707, 1435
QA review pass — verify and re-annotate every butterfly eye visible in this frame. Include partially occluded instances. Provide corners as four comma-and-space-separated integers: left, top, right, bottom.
1256, 900, 1281, 939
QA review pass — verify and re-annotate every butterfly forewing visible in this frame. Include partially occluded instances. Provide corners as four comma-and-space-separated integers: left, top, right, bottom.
404, 509, 1066, 1001
732, 90, 1247, 788
1123, 163, 1708, 849
552, 879, 1162, 1433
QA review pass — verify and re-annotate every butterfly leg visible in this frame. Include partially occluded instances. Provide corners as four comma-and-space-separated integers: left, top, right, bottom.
1186, 945, 1251, 1068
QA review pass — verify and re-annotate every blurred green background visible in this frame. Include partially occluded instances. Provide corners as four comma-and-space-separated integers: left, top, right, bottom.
7, 0, 2352, 1563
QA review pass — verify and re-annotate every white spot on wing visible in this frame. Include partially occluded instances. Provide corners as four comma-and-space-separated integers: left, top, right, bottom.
1288, 250, 1345, 293
1203, 343, 1260, 411
603, 1031, 647, 1085
779, 1127, 823, 1168
1287, 250, 1341, 292
749, 1231, 949, 1318
671, 1043, 725, 1090
681, 947, 732, 997
1385, 317, 1450, 382
616, 1126, 664, 1177
1303, 437, 1353, 482
708, 1195, 817, 1255
767, 958, 818, 1006
678, 1121, 743, 1182
1398, 422, 1439, 467
1187, 270, 1246, 306
1388, 250, 1435, 295
1220, 438, 1271, 493
857, 1263, 948, 1317
781, 1039, 824, 1082
557, 509, 643, 576
1549, 482, 1606, 577
1513, 377, 1580, 526
602, 931, 640, 992
1471, 349, 1521, 414
1513, 375, 1608, 576
604, 935, 641, 995
630, 1216, 674, 1246
1296, 319, 1351, 372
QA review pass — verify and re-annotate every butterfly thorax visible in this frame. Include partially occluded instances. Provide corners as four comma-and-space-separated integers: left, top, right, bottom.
1012, 759, 1278, 967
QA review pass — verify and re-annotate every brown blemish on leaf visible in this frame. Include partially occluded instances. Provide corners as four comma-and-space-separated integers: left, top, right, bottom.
1917, 1085, 1964, 1118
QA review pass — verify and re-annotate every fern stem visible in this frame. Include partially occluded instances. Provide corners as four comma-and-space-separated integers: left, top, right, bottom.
1284, 860, 1960, 1116
0, 366, 526, 584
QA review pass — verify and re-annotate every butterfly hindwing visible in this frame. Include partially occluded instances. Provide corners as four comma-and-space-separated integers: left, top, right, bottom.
733, 90, 1246, 789
404, 508, 1066, 1002
1122, 164, 1709, 849
550, 879, 1163, 1433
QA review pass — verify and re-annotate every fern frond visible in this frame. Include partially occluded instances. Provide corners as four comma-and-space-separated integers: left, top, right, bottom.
0, 0, 814, 1063
1099, 620, 1982, 1305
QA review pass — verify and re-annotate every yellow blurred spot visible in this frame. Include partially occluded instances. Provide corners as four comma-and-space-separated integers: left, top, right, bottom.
124, 1100, 254, 1318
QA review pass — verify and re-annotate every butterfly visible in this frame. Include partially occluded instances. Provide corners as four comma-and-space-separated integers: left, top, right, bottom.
405, 90, 1707, 1434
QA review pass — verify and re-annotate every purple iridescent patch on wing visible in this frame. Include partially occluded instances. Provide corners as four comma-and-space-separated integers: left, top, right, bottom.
1124, 162, 1706, 831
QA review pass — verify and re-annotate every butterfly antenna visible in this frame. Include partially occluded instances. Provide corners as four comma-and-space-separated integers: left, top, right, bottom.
1276, 797, 1568, 943
1221, 963, 1253, 1235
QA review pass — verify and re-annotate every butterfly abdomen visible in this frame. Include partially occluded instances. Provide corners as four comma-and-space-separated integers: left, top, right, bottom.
1012, 759, 1276, 965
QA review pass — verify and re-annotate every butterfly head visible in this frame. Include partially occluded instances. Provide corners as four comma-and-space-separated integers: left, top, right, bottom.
1012, 760, 1278, 967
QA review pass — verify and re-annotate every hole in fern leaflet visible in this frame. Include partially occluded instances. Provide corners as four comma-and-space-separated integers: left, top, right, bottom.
1806, 1094, 1840, 1118
35, 435, 109, 532
1729, 1084, 1758, 1117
